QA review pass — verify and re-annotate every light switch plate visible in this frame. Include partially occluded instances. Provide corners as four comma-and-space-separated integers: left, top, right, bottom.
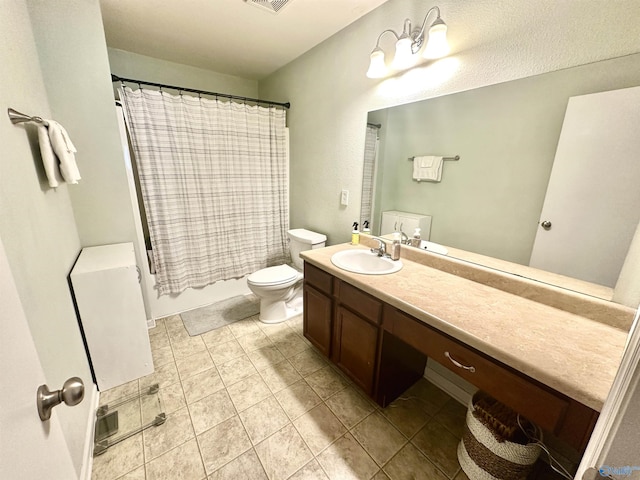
340, 189, 349, 206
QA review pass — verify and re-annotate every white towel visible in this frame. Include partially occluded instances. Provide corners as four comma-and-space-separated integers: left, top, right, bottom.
47, 120, 81, 184
419, 156, 434, 168
36, 122, 63, 188
413, 155, 443, 182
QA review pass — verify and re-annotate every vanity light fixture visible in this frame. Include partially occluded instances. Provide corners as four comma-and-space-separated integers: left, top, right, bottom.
366, 5, 450, 78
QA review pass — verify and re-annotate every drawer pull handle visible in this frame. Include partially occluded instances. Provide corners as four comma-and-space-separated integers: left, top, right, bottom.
445, 351, 476, 373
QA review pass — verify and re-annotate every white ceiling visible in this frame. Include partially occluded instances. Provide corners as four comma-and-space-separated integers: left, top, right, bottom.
100, 0, 389, 80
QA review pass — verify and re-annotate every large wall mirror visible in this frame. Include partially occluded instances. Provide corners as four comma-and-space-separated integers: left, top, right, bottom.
362, 54, 640, 304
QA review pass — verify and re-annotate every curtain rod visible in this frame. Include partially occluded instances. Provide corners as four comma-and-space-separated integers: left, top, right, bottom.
367, 123, 382, 128
111, 74, 290, 109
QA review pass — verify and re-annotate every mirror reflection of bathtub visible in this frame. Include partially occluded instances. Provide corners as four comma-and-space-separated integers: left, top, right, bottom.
362, 53, 640, 307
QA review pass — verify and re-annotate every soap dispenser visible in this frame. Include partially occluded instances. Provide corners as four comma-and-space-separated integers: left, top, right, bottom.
351, 222, 360, 245
411, 228, 421, 248
362, 220, 371, 236
391, 232, 401, 260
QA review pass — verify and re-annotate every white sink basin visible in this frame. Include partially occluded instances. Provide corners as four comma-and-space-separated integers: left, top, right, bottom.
331, 249, 403, 275
418, 240, 448, 255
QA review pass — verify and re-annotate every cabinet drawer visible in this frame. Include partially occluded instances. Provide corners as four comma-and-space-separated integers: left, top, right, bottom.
388, 308, 569, 434
304, 262, 333, 295
337, 281, 382, 325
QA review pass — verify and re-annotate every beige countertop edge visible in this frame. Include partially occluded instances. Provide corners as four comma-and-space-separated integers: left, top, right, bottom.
301, 244, 629, 412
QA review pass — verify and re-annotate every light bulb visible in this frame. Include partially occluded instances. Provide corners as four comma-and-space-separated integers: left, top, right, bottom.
423, 19, 449, 59
392, 34, 414, 70
366, 47, 387, 78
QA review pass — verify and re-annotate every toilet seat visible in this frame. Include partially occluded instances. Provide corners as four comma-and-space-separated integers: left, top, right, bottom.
247, 264, 300, 287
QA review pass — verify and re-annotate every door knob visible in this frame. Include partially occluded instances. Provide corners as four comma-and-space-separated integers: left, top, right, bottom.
37, 377, 85, 421
540, 220, 552, 230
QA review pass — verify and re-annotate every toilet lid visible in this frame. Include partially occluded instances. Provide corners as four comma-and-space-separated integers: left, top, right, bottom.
247, 264, 299, 286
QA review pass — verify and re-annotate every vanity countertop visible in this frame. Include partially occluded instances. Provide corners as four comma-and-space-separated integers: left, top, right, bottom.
301, 243, 630, 412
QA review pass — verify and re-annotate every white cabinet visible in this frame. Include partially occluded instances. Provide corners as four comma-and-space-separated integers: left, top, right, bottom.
71, 243, 153, 391
380, 210, 432, 239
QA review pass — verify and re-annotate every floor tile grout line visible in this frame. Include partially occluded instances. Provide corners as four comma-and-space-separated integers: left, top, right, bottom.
406, 421, 460, 480
111, 318, 253, 479
271, 377, 320, 423
155, 326, 208, 477
342, 399, 433, 476
289, 401, 336, 454
231, 395, 279, 479
286, 393, 383, 479
298, 400, 382, 473
254, 356, 300, 395
186, 370, 235, 476
143, 425, 199, 475
135, 320, 169, 480
200, 415, 258, 478
252, 419, 306, 480
141, 405, 195, 462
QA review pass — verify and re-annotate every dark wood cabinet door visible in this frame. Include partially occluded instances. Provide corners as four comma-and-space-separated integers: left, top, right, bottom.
335, 306, 379, 395
303, 284, 333, 357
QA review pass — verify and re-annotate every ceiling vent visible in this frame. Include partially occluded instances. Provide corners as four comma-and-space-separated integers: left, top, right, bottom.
245, 0, 292, 14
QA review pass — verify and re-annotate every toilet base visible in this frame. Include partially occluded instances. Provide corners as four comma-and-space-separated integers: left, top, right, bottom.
258, 291, 303, 324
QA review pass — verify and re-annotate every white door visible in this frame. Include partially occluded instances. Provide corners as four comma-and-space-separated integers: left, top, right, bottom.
0, 238, 76, 478
529, 86, 640, 287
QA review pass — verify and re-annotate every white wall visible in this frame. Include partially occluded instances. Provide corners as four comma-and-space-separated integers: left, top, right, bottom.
27, 0, 137, 249
615, 222, 640, 308
259, 0, 640, 245
108, 48, 258, 98
0, 0, 94, 476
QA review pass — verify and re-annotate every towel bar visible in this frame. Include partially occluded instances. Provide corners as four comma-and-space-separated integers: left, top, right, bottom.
7, 108, 44, 125
408, 155, 460, 161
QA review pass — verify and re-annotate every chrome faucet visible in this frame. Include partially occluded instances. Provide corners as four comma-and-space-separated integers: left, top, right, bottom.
399, 230, 410, 245
370, 238, 388, 257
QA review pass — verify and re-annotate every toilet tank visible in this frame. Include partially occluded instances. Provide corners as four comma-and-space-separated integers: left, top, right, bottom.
288, 228, 327, 270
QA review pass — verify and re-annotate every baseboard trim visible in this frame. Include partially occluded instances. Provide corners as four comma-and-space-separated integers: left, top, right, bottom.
79, 385, 99, 480
424, 367, 473, 406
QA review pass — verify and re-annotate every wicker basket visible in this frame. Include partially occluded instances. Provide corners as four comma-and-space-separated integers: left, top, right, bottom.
457, 392, 541, 480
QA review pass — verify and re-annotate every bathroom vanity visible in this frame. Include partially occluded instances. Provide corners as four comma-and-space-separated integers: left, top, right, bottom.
301, 242, 634, 453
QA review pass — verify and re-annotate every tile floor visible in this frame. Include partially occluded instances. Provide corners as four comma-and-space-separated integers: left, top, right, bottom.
91, 313, 563, 480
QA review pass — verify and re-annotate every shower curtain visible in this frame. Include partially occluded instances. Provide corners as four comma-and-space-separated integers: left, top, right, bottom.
120, 86, 289, 295
360, 124, 380, 228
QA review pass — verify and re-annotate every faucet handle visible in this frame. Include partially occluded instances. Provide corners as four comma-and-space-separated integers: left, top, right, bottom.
370, 238, 386, 256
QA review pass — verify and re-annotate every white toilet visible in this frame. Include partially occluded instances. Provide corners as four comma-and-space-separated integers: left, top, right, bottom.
247, 228, 326, 324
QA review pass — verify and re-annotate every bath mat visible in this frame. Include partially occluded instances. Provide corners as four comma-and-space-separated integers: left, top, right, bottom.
181, 295, 260, 336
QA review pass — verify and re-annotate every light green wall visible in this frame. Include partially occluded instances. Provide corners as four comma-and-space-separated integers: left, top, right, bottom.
373, 55, 640, 265
0, 0, 93, 475
259, 0, 640, 246
28, 0, 137, 248
108, 48, 258, 98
